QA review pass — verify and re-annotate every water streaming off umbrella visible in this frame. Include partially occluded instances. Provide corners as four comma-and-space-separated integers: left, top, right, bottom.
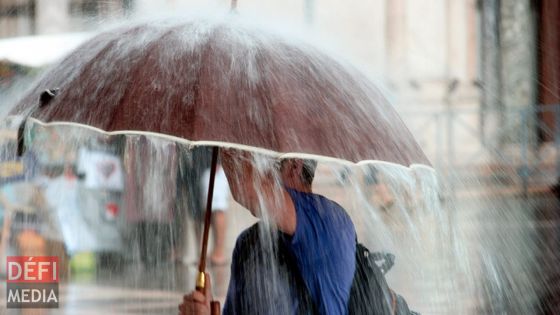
0, 15, 547, 315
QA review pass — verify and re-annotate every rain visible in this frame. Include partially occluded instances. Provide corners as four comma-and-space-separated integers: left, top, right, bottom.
0, 1, 558, 315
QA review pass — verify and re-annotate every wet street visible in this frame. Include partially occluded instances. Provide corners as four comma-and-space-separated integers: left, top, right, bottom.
0, 201, 255, 315
0, 245, 233, 314
2, 188, 559, 314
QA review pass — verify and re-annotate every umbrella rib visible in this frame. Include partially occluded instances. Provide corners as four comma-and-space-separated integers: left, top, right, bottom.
105, 25, 186, 132
188, 24, 216, 143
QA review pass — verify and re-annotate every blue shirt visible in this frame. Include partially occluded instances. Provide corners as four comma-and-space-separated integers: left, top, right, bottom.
223, 189, 356, 314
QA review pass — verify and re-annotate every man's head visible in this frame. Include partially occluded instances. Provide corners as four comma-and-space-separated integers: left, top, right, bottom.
279, 158, 317, 192
220, 149, 317, 216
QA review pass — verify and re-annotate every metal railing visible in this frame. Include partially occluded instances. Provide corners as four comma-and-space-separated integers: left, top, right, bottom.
400, 104, 560, 196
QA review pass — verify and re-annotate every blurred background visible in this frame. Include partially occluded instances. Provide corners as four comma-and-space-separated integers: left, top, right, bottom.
0, 0, 559, 314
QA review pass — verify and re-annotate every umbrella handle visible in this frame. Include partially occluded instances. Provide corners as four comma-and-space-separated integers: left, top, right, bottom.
195, 272, 220, 315
211, 301, 221, 315
195, 271, 206, 292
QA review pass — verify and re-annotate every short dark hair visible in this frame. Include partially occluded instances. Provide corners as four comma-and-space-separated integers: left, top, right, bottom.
279, 158, 318, 186
301, 159, 318, 185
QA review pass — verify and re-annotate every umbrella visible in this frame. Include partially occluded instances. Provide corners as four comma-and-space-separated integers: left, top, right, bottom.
10, 21, 428, 166
8, 14, 430, 314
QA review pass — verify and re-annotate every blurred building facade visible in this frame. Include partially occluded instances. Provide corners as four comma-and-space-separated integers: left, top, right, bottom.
537, 1, 560, 143
474, 0, 560, 192
0, 0, 132, 37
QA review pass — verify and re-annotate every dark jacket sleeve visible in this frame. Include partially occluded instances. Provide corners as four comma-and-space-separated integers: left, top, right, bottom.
222, 238, 242, 315
223, 226, 257, 315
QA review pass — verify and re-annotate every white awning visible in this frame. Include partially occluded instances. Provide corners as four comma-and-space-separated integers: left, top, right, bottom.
0, 32, 93, 67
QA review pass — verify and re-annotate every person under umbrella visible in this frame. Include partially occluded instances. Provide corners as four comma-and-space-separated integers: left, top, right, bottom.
179, 149, 356, 315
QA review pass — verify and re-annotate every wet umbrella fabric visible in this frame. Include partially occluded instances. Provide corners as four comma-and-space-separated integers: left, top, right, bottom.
10, 19, 429, 167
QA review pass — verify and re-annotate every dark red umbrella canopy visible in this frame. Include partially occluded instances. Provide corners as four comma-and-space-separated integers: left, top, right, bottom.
10, 19, 429, 167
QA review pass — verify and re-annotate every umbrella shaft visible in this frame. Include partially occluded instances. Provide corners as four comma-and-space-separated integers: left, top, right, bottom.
198, 147, 219, 274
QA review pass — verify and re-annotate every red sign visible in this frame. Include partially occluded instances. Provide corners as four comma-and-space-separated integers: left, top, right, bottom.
7, 256, 59, 283
105, 202, 119, 219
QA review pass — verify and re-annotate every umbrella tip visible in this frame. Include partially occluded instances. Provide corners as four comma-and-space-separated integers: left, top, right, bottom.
16, 119, 26, 157
39, 88, 59, 107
